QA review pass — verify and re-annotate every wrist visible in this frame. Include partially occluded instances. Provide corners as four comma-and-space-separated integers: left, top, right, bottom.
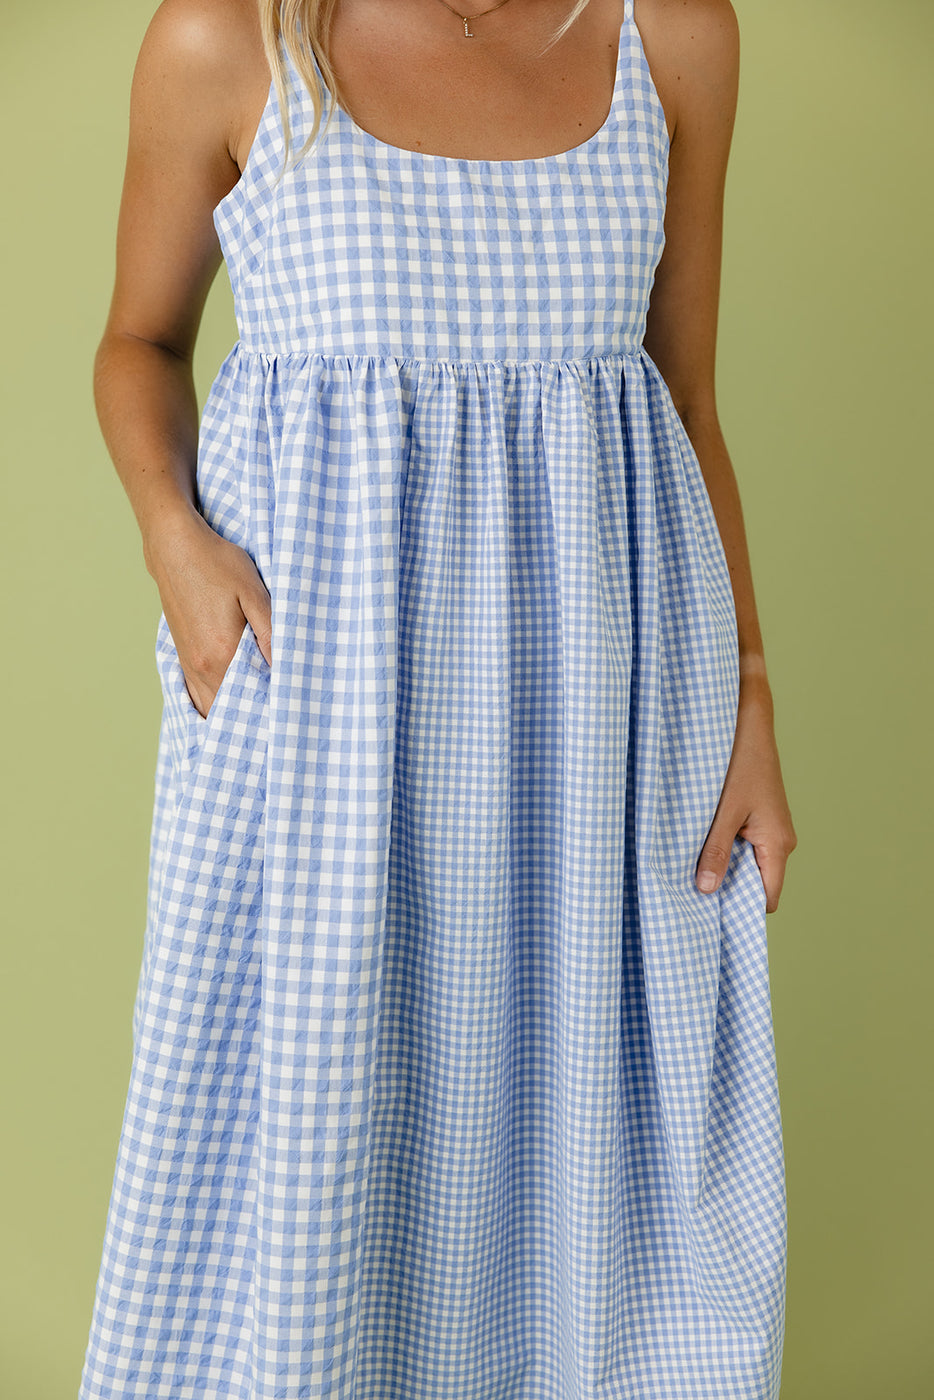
738, 649, 768, 680
142, 500, 207, 582
737, 655, 774, 709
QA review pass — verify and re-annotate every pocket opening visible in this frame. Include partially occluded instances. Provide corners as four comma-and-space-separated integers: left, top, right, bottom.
155, 616, 270, 798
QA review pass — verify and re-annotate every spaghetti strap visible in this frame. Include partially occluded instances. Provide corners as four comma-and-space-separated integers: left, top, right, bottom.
623, 0, 634, 24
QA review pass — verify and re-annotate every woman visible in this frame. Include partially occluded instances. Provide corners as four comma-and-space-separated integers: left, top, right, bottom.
80, 0, 797, 1396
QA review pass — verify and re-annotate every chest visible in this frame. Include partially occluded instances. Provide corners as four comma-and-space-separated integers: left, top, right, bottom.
214, 0, 672, 361
326, 0, 628, 161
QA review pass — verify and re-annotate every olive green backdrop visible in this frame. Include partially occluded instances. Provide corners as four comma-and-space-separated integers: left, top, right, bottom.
2, 1, 931, 1395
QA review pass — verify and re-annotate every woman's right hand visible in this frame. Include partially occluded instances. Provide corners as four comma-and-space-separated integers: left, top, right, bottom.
90, 0, 274, 720
146, 509, 272, 721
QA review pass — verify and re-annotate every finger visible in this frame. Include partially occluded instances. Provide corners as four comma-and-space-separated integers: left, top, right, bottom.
695, 823, 739, 894
182, 675, 210, 721
753, 844, 786, 914
241, 593, 273, 667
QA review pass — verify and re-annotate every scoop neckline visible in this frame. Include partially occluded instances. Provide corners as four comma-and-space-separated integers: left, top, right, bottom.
315, 19, 629, 169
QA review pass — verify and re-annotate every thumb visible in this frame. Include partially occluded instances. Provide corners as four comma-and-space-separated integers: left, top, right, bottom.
240, 590, 273, 668
695, 820, 739, 895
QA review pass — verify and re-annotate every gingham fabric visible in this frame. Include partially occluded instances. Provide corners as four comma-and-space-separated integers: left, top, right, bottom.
79, 4, 787, 1397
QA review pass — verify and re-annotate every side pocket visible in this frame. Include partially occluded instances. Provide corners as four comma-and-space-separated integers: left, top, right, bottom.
154, 613, 269, 803
721, 834, 768, 920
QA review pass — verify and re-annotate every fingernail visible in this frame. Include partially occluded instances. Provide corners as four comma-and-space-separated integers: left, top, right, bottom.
698, 871, 718, 892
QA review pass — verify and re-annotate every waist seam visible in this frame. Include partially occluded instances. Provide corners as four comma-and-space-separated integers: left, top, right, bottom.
234, 345, 646, 368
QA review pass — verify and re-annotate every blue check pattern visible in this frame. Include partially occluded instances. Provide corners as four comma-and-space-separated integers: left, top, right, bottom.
80, 3, 786, 1396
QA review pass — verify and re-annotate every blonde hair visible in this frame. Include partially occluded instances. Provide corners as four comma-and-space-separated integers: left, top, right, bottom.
259, 0, 595, 175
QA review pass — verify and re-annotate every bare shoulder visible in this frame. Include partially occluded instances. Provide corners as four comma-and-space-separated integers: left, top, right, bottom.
133, 0, 268, 169
635, 0, 740, 145
136, 0, 263, 85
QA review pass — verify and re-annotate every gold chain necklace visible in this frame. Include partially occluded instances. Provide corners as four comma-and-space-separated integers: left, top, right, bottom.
433, 0, 516, 39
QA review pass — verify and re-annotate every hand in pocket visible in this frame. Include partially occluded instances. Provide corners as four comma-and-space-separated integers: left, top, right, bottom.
148, 513, 272, 720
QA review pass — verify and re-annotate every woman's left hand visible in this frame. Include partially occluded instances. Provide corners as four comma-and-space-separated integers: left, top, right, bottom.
695, 675, 797, 913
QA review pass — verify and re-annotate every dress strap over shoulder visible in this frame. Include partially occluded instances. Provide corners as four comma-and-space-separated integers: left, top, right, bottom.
623, 0, 635, 24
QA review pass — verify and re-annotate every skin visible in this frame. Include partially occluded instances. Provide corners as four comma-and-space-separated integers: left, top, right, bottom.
94, 0, 797, 910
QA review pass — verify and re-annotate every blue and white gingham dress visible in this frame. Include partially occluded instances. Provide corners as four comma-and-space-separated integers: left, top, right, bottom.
80, 5, 786, 1397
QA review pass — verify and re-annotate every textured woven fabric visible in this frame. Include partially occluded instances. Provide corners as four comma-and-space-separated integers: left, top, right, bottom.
80, 4, 786, 1397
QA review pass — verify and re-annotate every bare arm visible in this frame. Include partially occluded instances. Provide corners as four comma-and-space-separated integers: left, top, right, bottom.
641, 0, 797, 910
643, 0, 762, 672
94, 0, 272, 713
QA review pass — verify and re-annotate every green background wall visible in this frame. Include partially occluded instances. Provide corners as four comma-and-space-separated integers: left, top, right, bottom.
2, 2, 931, 1395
